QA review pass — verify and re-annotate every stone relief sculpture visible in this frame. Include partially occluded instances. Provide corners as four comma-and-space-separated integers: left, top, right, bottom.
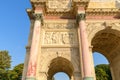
52, 32, 59, 44
44, 32, 75, 45
47, 0, 72, 11
62, 33, 70, 44
62, 33, 74, 44
44, 32, 52, 44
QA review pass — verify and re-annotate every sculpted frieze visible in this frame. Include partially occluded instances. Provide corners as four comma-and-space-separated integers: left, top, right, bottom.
44, 32, 76, 45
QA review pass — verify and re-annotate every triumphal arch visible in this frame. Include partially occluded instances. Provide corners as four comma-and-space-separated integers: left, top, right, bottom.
22, 0, 120, 80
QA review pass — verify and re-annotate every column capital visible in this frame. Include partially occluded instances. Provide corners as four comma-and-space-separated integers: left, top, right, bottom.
26, 46, 31, 53
33, 13, 43, 25
76, 13, 86, 24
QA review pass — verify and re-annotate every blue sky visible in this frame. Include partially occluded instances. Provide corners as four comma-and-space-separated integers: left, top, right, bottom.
0, 0, 108, 80
0, 0, 31, 67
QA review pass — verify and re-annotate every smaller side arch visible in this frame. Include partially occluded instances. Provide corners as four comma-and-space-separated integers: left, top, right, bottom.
47, 57, 74, 79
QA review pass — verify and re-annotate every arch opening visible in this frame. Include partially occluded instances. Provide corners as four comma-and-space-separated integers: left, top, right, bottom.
47, 57, 74, 80
93, 52, 112, 79
91, 28, 120, 80
53, 72, 70, 80
93, 52, 109, 66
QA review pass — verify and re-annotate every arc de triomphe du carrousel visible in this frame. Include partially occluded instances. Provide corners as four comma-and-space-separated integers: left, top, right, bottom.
22, 0, 120, 80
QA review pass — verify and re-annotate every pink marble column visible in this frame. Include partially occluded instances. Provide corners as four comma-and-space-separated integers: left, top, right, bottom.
77, 13, 93, 79
26, 13, 42, 79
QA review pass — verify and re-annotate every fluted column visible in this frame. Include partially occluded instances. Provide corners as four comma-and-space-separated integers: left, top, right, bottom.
26, 13, 43, 80
77, 13, 94, 80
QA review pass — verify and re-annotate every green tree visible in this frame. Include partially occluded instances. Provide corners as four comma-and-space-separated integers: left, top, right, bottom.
7, 70, 18, 80
0, 51, 11, 70
95, 64, 112, 80
0, 51, 24, 80
0, 50, 11, 80
12, 63, 24, 80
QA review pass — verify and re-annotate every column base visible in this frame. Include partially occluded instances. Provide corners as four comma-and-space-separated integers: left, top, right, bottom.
26, 77, 36, 80
83, 77, 94, 80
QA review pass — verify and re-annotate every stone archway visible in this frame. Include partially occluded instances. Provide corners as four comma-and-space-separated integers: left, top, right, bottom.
22, 0, 120, 80
47, 57, 74, 80
91, 28, 120, 80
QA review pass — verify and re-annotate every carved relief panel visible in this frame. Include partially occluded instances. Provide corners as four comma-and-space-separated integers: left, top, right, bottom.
41, 20, 78, 46
43, 31, 76, 45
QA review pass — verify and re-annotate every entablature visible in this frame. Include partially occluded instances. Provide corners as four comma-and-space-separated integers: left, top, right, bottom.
28, 0, 120, 20
29, 0, 89, 17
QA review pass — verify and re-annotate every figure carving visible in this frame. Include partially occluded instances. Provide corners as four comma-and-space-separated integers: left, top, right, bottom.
48, 0, 72, 10
62, 33, 70, 44
44, 31, 76, 45
44, 32, 51, 44
62, 33, 74, 44
52, 32, 59, 44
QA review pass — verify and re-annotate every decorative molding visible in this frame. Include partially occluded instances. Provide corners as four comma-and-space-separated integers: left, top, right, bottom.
43, 22, 76, 29
86, 8, 120, 16
28, 0, 120, 19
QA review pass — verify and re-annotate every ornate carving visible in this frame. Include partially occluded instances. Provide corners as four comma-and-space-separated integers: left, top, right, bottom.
51, 32, 59, 44
46, 0, 72, 12
62, 32, 74, 44
44, 32, 52, 44
43, 22, 76, 29
76, 13, 86, 24
33, 13, 42, 20
44, 32, 75, 45
86, 8, 120, 16
34, 13, 44, 25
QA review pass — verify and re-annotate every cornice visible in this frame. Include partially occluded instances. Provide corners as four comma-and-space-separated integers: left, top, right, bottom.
28, 0, 120, 19
27, 9, 33, 19
29, 0, 89, 16
27, 9, 43, 20
86, 8, 120, 17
